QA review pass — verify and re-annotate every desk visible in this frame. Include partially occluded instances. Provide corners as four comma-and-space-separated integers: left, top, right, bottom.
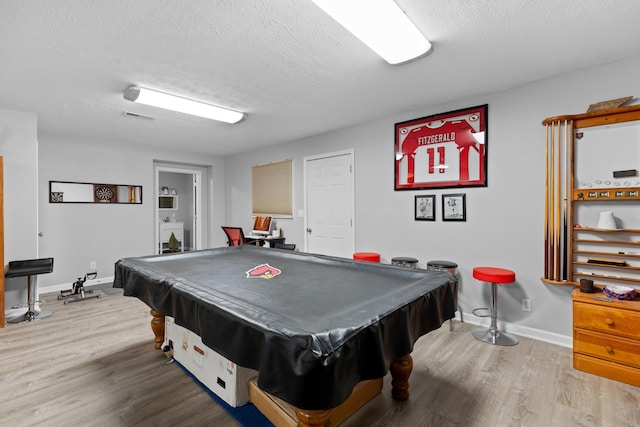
114, 246, 456, 426
244, 234, 285, 247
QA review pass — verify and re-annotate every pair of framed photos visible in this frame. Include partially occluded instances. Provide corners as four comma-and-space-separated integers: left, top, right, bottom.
415, 193, 466, 222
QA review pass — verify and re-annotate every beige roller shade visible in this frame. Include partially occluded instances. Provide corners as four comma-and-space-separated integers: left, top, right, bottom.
252, 159, 293, 217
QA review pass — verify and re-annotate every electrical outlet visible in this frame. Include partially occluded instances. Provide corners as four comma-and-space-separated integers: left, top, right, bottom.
90, 261, 97, 270
522, 299, 531, 312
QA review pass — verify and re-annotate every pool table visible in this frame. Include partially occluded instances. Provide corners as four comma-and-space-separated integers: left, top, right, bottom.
114, 245, 456, 426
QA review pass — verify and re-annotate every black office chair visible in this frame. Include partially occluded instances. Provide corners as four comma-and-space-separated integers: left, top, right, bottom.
221, 226, 246, 246
273, 243, 296, 250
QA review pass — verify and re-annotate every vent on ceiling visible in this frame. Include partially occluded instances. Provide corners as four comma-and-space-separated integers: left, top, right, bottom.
123, 111, 156, 120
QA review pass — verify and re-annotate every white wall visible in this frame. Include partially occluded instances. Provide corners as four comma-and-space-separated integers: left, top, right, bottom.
225, 55, 640, 345
0, 108, 39, 313
37, 133, 226, 290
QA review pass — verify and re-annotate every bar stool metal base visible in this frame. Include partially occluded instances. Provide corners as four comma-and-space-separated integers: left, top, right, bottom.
472, 327, 518, 346
7, 309, 54, 323
472, 281, 519, 346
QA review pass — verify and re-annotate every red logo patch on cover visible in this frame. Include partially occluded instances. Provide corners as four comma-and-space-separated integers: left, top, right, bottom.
246, 263, 281, 279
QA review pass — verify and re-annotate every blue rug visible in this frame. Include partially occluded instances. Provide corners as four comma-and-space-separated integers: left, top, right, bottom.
175, 360, 274, 426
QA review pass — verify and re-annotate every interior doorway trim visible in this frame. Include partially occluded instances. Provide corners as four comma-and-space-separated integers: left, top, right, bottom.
154, 164, 203, 253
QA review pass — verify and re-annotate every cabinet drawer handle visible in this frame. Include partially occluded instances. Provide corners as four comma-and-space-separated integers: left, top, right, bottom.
605, 345, 614, 354
605, 318, 614, 326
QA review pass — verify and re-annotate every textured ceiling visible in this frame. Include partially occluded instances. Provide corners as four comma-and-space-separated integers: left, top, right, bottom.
1, 0, 640, 156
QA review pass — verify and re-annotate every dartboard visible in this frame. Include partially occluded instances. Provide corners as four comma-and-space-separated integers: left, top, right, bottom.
95, 185, 114, 202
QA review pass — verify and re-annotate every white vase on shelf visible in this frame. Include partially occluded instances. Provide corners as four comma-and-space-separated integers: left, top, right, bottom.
597, 211, 618, 230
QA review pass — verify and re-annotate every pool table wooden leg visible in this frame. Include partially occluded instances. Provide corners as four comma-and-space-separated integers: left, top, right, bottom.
150, 310, 165, 350
294, 408, 332, 427
390, 354, 413, 400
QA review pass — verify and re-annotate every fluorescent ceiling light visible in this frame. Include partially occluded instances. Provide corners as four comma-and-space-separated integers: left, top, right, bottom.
311, 0, 432, 65
123, 86, 246, 124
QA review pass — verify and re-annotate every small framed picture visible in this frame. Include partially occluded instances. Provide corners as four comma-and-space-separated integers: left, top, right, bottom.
415, 195, 436, 221
442, 193, 466, 221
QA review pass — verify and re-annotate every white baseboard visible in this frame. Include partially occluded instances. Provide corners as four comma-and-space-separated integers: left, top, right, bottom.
39, 276, 115, 294
457, 310, 572, 348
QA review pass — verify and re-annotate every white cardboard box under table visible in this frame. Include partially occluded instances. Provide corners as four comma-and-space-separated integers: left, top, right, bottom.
165, 316, 258, 407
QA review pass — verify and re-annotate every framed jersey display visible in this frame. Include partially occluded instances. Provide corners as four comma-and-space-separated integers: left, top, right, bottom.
395, 104, 488, 190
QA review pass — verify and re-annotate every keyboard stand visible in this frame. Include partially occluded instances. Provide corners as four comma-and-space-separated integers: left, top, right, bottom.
5, 258, 54, 323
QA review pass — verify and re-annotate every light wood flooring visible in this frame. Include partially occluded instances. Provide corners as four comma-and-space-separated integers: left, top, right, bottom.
1, 288, 639, 427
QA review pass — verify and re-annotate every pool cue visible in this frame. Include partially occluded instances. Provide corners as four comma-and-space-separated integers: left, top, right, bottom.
546, 122, 555, 280
561, 120, 569, 281
554, 121, 562, 280
562, 198, 568, 280
549, 121, 557, 280
544, 123, 550, 279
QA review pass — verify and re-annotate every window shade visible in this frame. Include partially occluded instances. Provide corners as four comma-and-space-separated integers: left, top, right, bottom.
252, 159, 293, 217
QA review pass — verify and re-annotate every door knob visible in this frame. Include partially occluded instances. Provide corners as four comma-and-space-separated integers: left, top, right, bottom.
307, 228, 312, 233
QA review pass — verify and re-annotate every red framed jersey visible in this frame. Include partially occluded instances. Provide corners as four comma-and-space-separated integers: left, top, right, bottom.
395, 105, 487, 190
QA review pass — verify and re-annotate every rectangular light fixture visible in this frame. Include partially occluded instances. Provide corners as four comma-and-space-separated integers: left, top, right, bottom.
310, 0, 432, 65
123, 86, 246, 124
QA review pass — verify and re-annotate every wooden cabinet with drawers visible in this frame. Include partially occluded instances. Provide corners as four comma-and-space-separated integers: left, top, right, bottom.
572, 288, 640, 386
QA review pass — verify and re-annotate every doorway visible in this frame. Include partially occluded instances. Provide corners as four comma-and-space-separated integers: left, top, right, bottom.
303, 149, 355, 258
154, 164, 203, 254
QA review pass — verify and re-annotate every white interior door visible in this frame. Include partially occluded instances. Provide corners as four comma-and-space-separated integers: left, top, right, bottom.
304, 150, 354, 258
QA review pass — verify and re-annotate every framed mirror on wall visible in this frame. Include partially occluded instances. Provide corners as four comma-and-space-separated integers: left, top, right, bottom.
49, 181, 142, 204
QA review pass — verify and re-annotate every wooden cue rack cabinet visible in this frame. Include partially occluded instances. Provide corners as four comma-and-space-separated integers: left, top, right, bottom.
543, 105, 640, 384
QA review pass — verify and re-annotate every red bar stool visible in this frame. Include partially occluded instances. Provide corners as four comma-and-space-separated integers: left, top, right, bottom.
353, 252, 380, 263
471, 266, 518, 346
